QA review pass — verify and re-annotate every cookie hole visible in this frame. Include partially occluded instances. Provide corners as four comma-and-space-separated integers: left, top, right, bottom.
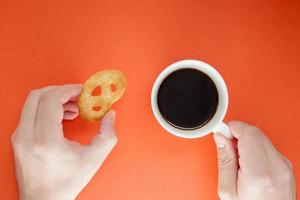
110, 83, 117, 92
92, 106, 101, 111
92, 86, 102, 96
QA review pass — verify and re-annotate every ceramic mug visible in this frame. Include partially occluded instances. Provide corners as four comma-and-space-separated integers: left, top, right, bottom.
151, 59, 232, 139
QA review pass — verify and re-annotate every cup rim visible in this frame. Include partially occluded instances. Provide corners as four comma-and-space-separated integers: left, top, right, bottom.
151, 59, 228, 139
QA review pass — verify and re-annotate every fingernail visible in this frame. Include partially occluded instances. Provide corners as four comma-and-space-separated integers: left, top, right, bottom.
213, 133, 226, 148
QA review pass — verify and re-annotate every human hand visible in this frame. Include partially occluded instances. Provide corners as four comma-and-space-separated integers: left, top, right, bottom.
12, 84, 117, 200
213, 121, 296, 200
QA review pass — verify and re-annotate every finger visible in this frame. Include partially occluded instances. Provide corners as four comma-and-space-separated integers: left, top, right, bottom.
63, 111, 79, 120
84, 110, 117, 163
228, 121, 269, 177
69, 96, 79, 101
35, 84, 82, 137
18, 86, 57, 129
213, 133, 237, 200
63, 102, 79, 120
63, 102, 79, 113
100, 110, 116, 135
14, 86, 57, 144
50, 84, 83, 104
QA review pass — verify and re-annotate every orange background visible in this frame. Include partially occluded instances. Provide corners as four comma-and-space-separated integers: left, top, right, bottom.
1, 0, 300, 199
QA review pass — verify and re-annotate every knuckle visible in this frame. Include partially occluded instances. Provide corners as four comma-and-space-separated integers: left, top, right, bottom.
228, 120, 249, 129
227, 120, 241, 125
286, 159, 293, 170
39, 92, 54, 103
28, 89, 40, 99
240, 125, 263, 139
282, 156, 293, 170
249, 125, 262, 134
11, 132, 22, 149
11, 133, 18, 146
282, 160, 292, 171
279, 163, 293, 182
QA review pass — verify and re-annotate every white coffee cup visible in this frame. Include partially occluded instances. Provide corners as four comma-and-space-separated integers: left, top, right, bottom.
151, 59, 233, 139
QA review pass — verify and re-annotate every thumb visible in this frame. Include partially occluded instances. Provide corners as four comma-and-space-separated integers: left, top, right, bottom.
100, 110, 116, 136
85, 110, 118, 162
213, 133, 237, 200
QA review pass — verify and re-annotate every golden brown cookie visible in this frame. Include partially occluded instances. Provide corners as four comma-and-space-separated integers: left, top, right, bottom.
78, 70, 127, 121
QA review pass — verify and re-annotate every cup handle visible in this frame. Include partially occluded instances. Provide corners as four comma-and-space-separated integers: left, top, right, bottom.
212, 122, 233, 139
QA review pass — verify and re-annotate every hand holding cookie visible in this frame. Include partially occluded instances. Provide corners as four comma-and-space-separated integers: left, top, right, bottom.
78, 70, 127, 121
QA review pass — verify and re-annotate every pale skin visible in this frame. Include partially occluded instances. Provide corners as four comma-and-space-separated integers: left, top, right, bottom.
213, 122, 296, 200
12, 84, 296, 200
12, 84, 117, 200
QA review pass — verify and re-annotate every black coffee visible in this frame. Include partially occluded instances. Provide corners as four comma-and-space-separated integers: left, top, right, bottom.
157, 68, 219, 130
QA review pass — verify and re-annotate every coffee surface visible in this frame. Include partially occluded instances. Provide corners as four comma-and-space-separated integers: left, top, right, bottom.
157, 68, 219, 130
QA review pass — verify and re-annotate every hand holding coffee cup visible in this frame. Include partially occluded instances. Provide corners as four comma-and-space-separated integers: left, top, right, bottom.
151, 59, 232, 139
